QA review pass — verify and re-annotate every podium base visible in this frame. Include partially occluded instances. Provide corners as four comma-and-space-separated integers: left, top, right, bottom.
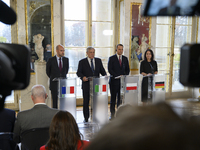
187, 98, 199, 102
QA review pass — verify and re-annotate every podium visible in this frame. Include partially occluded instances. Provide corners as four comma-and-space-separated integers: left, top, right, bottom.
90, 76, 108, 125
54, 78, 77, 119
120, 75, 140, 105
152, 74, 166, 103
143, 74, 166, 103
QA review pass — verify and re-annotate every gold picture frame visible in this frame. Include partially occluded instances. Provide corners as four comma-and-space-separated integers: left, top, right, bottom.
129, 2, 151, 73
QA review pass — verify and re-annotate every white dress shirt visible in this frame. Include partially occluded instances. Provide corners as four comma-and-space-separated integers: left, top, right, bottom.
56, 55, 63, 68
87, 57, 95, 70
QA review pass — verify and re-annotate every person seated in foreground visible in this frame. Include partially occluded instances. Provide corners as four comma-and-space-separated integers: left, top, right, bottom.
0, 108, 18, 150
86, 102, 200, 150
40, 111, 90, 150
13, 85, 58, 144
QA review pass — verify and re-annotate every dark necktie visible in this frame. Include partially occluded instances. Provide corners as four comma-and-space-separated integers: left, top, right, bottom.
119, 55, 122, 66
91, 59, 94, 73
59, 58, 62, 72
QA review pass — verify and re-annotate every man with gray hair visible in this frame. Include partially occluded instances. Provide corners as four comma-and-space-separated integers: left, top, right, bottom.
13, 84, 58, 144
77, 46, 107, 122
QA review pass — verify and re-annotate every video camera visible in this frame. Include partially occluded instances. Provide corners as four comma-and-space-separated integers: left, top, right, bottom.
142, 0, 200, 87
0, 0, 30, 110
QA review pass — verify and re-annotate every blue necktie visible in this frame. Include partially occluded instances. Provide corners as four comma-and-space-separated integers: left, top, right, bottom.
91, 59, 94, 73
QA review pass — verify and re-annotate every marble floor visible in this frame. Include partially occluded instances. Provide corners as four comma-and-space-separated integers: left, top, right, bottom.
76, 106, 110, 141
77, 98, 200, 141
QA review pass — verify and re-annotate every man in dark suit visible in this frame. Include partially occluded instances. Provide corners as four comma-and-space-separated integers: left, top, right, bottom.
77, 46, 107, 122
44, 44, 52, 62
0, 108, 15, 132
108, 44, 130, 119
158, 0, 181, 15
13, 85, 58, 146
0, 108, 17, 150
46, 44, 69, 108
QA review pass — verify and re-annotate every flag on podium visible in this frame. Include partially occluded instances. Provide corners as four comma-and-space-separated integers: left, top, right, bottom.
62, 86, 75, 94
95, 84, 107, 93
126, 83, 137, 91
155, 82, 165, 89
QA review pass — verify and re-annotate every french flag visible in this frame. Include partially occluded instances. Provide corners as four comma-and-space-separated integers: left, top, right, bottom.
62, 86, 75, 94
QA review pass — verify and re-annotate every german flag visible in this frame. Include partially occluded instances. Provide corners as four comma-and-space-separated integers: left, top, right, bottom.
155, 82, 164, 89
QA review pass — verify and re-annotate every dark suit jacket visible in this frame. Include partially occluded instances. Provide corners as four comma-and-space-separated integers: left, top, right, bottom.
76, 57, 106, 89
44, 51, 52, 62
158, 6, 181, 15
0, 108, 15, 132
0, 109, 17, 150
108, 54, 130, 84
46, 56, 69, 91
13, 104, 59, 143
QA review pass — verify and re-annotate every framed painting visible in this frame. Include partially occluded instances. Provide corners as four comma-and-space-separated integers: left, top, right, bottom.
130, 2, 151, 73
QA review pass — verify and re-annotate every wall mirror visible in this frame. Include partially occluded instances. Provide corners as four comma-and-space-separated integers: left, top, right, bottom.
25, 0, 53, 72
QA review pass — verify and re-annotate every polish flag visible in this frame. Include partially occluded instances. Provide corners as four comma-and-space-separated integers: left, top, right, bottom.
62, 86, 75, 94
126, 83, 137, 90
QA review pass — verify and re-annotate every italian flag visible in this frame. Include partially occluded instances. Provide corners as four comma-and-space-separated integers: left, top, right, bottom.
155, 82, 165, 89
95, 84, 107, 93
62, 86, 75, 94
126, 83, 137, 90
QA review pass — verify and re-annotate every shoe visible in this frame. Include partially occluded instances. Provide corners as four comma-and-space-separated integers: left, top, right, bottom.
109, 116, 114, 121
83, 119, 88, 123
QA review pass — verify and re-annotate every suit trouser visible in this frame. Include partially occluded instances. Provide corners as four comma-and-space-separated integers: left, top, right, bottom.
51, 89, 58, 109
82, 88, 90, 121
109, 83, 120, 117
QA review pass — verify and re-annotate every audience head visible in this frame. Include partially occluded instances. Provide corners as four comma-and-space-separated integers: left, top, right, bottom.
31, 85, 47, 104
115, 104, 133, 118
56, 44, 65, 58
46, 44, 52, 52
86, 46, 95, 59
144, 49, 154, 61
86, 102, 200, 150
116, 44, 123, 56
46, 111, 83, 150
170, 0, 177, 6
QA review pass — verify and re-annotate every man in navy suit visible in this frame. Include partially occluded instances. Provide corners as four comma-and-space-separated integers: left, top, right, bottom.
0, 108, 17, 150
108, 44, 130, 119
46, 44, 69, 108
0, 108, 15, 132
77, 46, 107, 122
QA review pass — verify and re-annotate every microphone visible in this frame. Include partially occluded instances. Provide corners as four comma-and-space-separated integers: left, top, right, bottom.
0, 0, 16, 25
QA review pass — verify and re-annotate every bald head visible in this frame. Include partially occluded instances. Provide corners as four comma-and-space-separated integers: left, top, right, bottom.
31, 85, 47, 104
56, 44, 64, 50
56, 44, 65, 57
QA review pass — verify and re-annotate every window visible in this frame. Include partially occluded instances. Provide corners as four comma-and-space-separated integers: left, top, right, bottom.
173, 17, 192, 91
155, 17, 172, 92
0, 0, 14, 103
63, 0, 114, 97
155, 16, 192, 93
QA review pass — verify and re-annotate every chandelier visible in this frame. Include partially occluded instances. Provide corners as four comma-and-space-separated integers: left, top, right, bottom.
138, 5, 150, 26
